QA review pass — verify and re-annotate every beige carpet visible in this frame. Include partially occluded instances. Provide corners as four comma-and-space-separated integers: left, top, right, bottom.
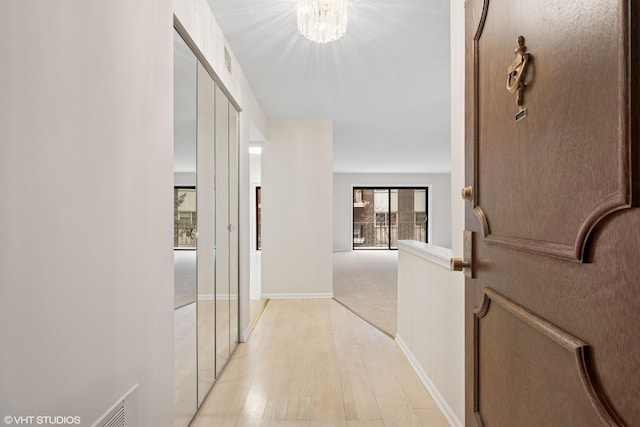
333, 250, 398, 336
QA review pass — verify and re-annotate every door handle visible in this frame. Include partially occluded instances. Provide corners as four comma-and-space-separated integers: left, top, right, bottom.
450, 258, 470, 271
450, 231, 474, 278
461, 186, 473, 201
506, 35, 530, 106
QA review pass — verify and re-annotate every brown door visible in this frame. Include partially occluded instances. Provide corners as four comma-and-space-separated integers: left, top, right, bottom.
464, 1, 640, 425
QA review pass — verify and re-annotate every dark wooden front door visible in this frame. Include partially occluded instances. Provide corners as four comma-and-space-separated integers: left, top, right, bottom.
464, 1, 640, 425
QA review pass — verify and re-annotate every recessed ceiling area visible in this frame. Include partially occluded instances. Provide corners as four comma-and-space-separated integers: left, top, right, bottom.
207, 0, 451, 174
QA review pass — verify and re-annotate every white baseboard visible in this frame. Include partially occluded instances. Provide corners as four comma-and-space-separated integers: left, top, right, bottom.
241, 324, 252, 343
261, 293, 334, 300
395, 334, 463, 427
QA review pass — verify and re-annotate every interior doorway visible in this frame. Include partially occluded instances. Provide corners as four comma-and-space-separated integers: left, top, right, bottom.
352, 187, 428, 250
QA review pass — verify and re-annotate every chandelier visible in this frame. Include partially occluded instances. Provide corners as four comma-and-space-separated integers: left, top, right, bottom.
297, 0, 348, 44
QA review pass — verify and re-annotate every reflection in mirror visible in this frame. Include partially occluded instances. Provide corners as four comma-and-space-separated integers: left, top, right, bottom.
215, 85, 231, 376
174, 187, 197, 308
173, 30, 198, 427
196, 61, 216, 406
174, 188, 196, 249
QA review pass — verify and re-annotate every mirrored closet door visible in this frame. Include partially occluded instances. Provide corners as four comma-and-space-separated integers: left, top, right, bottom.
173, 28, 240, 427
214, 85, 230, 376
196, 60, 216, 408
173, 30, 198, 427
214, 86, 241, 376
228, 104, 239, 357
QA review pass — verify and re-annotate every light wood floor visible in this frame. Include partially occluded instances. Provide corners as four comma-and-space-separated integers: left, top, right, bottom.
192, 299, 449, 427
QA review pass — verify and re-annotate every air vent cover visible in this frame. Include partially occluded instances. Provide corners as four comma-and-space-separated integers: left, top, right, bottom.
91, 384, 138, 427
102, 405, 124, 427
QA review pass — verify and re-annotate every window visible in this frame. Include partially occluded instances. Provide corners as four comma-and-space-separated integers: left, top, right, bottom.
174, 187, 197, 248
352, 187, 428, 250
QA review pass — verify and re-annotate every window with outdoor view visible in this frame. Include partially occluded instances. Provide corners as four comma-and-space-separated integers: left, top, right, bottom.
352, 187, 428, 250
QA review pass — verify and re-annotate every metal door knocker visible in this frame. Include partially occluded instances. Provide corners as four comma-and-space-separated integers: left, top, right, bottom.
507, 36, 530, 105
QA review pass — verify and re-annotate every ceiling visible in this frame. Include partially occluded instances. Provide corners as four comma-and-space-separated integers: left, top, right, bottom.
207, 0, 451, 174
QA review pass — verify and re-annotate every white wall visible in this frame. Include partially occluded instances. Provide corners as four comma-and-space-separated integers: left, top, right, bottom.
261, 120, 333, 298
333, 173, 451, 251
0, 0, 269, 421
173, 0, 268, 341
396, 243, 464, 427
0, 1, 174, 425
173, 0, 267, 137
395, 1, 466, 426
450, 0, 465, 258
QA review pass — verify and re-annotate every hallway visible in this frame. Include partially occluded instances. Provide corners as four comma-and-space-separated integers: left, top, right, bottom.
192, 299, 448, 426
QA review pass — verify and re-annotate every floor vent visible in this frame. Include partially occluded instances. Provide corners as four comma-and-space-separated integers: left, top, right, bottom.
92, 384, 138, 427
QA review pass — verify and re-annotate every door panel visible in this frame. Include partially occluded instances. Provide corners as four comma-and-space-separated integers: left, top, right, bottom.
473, 0, 629, 261
465, 1, 640, 425
476, 289, 601, 427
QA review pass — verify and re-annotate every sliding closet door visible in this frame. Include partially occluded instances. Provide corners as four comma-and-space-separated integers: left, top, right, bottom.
196, 62, 216, 406
174, 28, 241, 421
173, 30, 198, 427
214, 85, 231, 375
228, 106, 239, 352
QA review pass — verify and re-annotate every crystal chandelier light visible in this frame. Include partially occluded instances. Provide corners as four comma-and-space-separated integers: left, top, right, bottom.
297, 0, 348, 44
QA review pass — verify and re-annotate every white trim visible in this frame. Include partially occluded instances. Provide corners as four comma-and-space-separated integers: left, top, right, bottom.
241, 324, 252, 342
395, 334, 463, 427
397, 240, 452, 270
261, 293, 334, 300
197, 294, 235, 300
